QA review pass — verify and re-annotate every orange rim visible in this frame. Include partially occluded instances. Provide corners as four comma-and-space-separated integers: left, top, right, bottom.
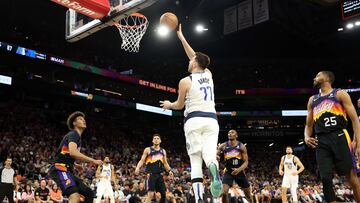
114, 13, 148, 29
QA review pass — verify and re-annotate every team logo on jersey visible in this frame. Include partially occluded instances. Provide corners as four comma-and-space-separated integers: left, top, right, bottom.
65, 179, 71, 185
313, 100, 334, 116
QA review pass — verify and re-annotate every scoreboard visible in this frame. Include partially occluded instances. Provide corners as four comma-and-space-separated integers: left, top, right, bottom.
342, 0, 360, 20
0, 41, 46, 60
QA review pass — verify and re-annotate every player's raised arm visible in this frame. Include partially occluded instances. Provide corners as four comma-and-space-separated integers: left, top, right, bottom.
177, 24, 212, 76
177, 24, 195, 60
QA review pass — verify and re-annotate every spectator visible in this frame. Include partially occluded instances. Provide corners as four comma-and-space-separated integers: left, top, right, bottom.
229, 184, 242, 203
336, 184, 346, 202
273, 187, 282, 202
13, 184, 22, 203
50, 185, 63, 203
22, 184, 35, 203
134, 182, 146, 201
173, 185, 185, 203
25, 160, 36, 180
35, 180, 52, 203
114, 185, 127, 203
261, 185, 272, 203
33, 180, 40, 192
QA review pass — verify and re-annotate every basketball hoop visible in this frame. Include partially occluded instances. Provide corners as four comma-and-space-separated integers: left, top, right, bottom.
114, 13, 148, 53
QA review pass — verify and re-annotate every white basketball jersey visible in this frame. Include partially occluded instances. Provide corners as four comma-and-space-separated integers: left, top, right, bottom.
283, 155, 297, 175
100, 164, 112, 181
184, 72, 216, 116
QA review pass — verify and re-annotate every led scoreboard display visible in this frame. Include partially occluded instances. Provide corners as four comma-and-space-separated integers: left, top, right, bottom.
0, 41, 46, 60
342, 0, 360, 20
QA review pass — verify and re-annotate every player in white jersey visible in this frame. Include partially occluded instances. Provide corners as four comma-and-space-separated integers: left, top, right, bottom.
96, 157, 116, 203
279, 146, 305, 203
160, 24, 222, 202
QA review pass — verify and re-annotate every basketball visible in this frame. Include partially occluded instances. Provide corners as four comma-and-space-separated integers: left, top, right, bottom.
160, 12, 178, 30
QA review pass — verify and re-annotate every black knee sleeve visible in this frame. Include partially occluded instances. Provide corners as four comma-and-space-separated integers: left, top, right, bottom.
321, 175, 336, 202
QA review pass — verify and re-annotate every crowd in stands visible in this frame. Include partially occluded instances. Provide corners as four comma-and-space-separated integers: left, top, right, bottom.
0, 103, 357, 203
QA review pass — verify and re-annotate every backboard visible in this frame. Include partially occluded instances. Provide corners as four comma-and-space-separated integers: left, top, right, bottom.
65, 0, 158, 42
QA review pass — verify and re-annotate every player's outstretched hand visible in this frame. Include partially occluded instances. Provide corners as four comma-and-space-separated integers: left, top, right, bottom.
93, 160, 103, 165
160, 100, 172, 110
279, 170, 284, 176
177, 24, 185, 41
305, 137, 318, 148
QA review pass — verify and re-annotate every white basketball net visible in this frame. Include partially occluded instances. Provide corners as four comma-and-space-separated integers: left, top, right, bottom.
114, 13, 149, 53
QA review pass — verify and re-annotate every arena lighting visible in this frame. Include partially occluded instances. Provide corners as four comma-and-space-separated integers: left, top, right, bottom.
136, 103, 172, 116
347, 23, 354, 29
356, 21, 360, 26
157, 25, 170, 37
71, 90, 94, 100
95, 88, 122, 96
298, 141, 304, 145
269, 143, 274, 147
0, 75, 12, 85
56, 80, 64, 83
344, 87, 360, 92
282, 110, 308, 116
338, 27, 344, 31
33, 74, 42, 78
195, 24, 208, 33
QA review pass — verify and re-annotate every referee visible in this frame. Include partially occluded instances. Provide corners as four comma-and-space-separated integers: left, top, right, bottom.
0, 157, 16, 203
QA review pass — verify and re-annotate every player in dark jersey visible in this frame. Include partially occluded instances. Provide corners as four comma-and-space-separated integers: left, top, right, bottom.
134, 134, 173, 203
304, 71, 360, 203
217, 129, 253, 203
49, 111, 103, 203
